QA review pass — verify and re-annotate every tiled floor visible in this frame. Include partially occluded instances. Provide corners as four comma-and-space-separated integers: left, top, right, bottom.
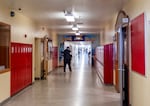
2, 52, 120, 106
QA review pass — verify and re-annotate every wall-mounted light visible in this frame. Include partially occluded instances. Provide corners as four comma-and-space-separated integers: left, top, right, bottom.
64, 10, 75, 22
72, 24, 78, 31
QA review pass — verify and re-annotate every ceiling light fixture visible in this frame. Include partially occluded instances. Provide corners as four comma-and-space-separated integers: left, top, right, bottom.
75, 31, 80, 35
72, 24, 78, 31
64, 10, 75, 22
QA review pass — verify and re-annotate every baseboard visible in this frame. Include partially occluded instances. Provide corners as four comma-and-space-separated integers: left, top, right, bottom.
0, 97, 11, 106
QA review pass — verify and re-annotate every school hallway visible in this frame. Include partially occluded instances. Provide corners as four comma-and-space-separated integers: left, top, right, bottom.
2, 52, 120, 106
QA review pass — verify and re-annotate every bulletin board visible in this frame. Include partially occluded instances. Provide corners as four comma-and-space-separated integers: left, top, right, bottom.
131, 13, 145, 76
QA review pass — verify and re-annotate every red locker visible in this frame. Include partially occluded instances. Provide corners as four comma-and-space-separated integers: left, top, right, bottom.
95, 44, 113, 85
28, 45, 32, 84
52, 47, 58, 69
104, 44, 113, 84
11, 43, 32, 96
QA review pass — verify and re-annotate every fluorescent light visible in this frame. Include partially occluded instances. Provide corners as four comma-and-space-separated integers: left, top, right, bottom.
64, 10, 75, 22
75, 31, 80, 35
76, 33, 80, 35
72, 27, 78, 31
72, 24, 78, 31
65, 15, 75, 22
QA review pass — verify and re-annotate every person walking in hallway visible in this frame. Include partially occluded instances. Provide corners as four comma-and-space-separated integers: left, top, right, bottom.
63, 46, 72, 72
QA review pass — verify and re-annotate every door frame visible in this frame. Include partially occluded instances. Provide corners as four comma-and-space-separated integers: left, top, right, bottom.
114, 10, 130, 106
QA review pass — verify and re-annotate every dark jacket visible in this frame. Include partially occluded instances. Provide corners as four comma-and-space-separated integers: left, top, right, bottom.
64, 49, 72, 62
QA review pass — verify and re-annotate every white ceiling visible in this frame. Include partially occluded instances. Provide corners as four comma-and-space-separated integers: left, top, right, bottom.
2, 0, 128, 35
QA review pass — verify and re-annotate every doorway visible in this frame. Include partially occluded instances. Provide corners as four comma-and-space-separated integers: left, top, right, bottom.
115, 10, 130, 106
122, 26, 129, 106
64, 41, 92, 69
118, 26, 129, 106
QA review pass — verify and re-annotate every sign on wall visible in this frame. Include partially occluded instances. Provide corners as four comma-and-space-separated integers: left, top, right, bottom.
131, 13, 145, 76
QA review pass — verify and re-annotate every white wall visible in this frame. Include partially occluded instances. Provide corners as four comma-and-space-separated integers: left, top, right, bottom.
0, 3, 37, 82
0, 72, 10, 103
100, 14, 117, 45
123, 0, 150, 106
0, 3, 50, 103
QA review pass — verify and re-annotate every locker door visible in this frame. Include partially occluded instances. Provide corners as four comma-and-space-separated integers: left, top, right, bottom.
11, 43, 15, 95
29, 45, 32, 84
